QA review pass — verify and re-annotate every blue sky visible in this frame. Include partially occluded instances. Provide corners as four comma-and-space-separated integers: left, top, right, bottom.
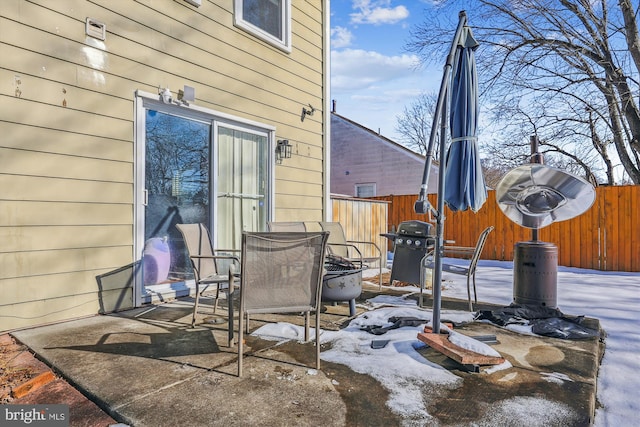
330, 0, 441, 142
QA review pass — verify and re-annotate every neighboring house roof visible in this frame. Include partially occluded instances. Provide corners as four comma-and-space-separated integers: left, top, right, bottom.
330, 111, 439, 196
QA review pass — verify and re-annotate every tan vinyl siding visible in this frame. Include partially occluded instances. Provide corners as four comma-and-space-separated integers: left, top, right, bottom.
1, 201, 131, 227
0, 148, 131, 182
275, 193, 324, 210
1, 246, 131, 279
0, 122, 132, 163
0, 0, 326, 330
1, 270, 117, 307
0, 225, 132, 254
0, 294, 104, 329
0, 175, 132, 204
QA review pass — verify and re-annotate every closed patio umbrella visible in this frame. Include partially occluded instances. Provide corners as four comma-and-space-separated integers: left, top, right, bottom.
444, 25, 487, 212
413, 12, 485, 334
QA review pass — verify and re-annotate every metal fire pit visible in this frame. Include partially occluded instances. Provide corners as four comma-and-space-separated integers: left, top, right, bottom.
513, 241, 558, 308
323, 256, 362, 316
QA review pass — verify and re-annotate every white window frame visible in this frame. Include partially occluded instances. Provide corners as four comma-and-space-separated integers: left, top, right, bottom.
355, 183, 376, 198
234, 0, 292, 53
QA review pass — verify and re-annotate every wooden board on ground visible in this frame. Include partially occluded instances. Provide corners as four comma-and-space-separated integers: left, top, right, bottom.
417, 332, 505, 366
366, 272, 430, 289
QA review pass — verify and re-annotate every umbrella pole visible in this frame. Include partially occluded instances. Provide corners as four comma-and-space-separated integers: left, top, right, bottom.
431, 93, 449, 333
414, 11, 469, 334
414, 11, 468, 216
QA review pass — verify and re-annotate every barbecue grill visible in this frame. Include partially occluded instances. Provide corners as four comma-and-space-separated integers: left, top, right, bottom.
388, 220, 434, 285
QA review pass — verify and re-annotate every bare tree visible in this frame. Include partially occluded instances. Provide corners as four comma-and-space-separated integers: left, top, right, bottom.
480, 157, 512, 189
395, 92, 438, 155
407, 0, 640, 184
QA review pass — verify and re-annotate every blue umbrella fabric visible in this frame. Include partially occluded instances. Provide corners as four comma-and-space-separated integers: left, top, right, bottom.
444, 26, 487, 212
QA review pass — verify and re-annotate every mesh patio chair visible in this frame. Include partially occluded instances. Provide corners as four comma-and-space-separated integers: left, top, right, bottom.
267, 221, 307, 232
319, 222, 383, 289
176, 223, 240, 345
421, 226, 494, 311
237, 231, 329, 377
270, 221, 362, 316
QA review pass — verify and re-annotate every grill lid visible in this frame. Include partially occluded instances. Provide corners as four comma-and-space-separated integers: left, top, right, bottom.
397, 220, 433, 237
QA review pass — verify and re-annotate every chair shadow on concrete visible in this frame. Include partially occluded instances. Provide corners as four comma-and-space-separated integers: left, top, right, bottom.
95, 261, 141, 315
45, 305, 232, 370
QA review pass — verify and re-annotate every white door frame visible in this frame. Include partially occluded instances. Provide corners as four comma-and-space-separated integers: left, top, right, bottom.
133, 90, 275, 306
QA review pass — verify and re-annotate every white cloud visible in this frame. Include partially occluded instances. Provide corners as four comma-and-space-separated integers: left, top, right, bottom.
330, 47, 437, 140
331, 26, 353, 48
350, 0, 409, 25
331, 48, 421, 91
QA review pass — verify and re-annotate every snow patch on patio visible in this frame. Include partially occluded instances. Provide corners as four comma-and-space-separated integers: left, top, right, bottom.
252, 261, 640, 425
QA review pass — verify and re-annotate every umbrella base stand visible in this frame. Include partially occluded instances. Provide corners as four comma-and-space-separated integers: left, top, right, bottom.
513, 241, 558, 308
417, 331, 505, 368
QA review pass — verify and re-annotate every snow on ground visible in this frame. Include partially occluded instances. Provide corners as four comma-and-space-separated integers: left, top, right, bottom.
252, 259, 640, 426
435, 259, 640, 427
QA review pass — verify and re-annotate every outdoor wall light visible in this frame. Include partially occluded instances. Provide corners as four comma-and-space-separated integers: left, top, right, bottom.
159, 85, 196, 106
276, 139, 292, 164
301, 104, 315, 122
159, 86, 172, 104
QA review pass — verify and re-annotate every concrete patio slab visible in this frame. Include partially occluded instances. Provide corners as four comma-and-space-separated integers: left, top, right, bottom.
8, 286, 603, 426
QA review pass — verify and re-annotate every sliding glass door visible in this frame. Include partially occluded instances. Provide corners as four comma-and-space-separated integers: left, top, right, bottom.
136, 94, 273, 299
216, 125, 269, 251
144, 109, 211, 283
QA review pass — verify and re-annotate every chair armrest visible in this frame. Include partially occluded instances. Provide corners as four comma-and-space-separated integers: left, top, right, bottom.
189, 254, 241, 270
190, 254, 240, 262
442, 246, 475, 257
346, 240, 382, 258
213, 249, 241, 254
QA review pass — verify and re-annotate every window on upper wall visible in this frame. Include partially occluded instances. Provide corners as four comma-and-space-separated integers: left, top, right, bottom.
235, 0, 291, 52
355, 183, 376, 198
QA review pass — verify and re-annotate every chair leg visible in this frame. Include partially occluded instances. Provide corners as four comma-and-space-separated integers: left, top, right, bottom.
228, 274, 235, 347
466, 276, 473, 312
419, 262, 427, 308
192, 282, 200, 327
348, 299, 356, 317
304, 312, 310, 342
238, 306, 244, 377
472, 274, 478, 304
227, 290, 234, 347
315, 311, 321, 370
213, 285, 220, 314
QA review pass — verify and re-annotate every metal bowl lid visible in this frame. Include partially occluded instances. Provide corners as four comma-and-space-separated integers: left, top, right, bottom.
496, 164, 595, 229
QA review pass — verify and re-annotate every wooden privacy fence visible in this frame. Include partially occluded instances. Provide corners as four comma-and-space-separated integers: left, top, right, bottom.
331, 195, 389, 261
371, 185, 640, 272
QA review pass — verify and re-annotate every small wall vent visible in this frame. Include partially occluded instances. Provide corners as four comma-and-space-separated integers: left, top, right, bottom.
86, 18, 106, 41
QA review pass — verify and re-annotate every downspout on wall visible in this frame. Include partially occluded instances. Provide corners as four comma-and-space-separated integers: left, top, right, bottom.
323, 0, 332, 221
